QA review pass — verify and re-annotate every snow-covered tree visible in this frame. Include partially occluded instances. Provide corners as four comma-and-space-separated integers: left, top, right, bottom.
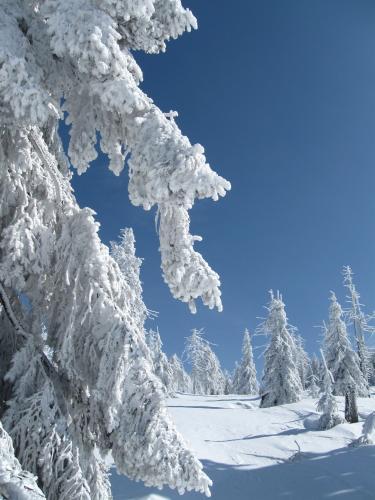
323, 292, 367, 423
308, 373, 320, 398
223, 369, 232, 395
0, 420, 46, 499
356, 412, 375, 445
146, 328, 173, 394
307, 356, 320, 398
294, 332, 310, 390
112, 227, 175, 396
4, 339, 98, 499
230, 362, 239, 394
232, 329, 258, 395
0, 1, 231, 496
259, 291, 302, 408
324, 292, 368, 400
368, 350, 375, 385
185, 329, 225, 395
310, 353, 322, 388
317, 350, 343, 430
169, 354, 191, 393
343, 266, 373, 394
110, 227, 147, 328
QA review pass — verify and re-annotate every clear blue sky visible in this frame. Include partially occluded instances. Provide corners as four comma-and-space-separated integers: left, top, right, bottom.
65, 0, 375, 372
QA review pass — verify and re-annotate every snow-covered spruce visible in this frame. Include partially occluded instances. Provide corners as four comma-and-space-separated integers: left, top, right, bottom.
343, 266, 372, 395
0, 420, 45, 499
146, 329, 174, 394
185, 329, 225, 395
170, 354, 192, 394
308, 373, 320, 398
259, 291, 302, 408
110, 227, 148, 329
111, 230, 178, 397
323, 292, 367, 422
356, 412, 375, 445
317, 350, 343, 430
0, 129, 212, 497
294, 332, 310, 390
369, 352, 375, 385
46, 0, 229, 313
310, 353, 322, 389
231, 329, 259, 395
0, 0, 230, 311
223, 369, 232, 395
4, 340, 97, 499
0, 0, 232, 495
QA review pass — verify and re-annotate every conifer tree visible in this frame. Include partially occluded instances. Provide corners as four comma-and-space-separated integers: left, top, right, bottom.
147, 329, 174, 394
310, 353, 322, 388
317, 350, 343, 430
232, 329, 259, 395
0, 421, 46, 499
368, 352, 375, 385
230, 362, 240, 394
259, 291, 302, 408
308, 373, 320, 398
357, 412, 375, 445
323, 292, 367, 422
294, 332, 310, 390
343, 266, 373, 394
0, 1, 231, 496
169, 354, 192, 393
110, 228, 147, 328
185, 329, 225, 395
223, 369, 232, 395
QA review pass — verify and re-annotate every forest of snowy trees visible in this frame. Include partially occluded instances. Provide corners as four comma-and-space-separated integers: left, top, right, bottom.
142, 266, 375, 437
1, 1, 375, 499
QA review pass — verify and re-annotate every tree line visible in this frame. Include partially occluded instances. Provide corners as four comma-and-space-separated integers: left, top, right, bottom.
147, 264, 375, 433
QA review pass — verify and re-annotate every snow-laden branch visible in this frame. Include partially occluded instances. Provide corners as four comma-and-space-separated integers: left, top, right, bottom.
29, 128, 63, 206
0, 421, 46, 499
0, 281, 70, 420
0, 282, 28, 339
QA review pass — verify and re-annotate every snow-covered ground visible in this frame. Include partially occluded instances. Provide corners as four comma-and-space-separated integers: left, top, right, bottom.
111, 393, 375, 499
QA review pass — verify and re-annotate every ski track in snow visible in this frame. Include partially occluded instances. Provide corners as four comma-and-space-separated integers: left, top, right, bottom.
111, 393, 375, 499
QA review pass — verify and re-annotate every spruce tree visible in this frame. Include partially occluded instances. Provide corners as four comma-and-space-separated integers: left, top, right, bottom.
308, 373, 320, 399
343, 266, 372, 395
0, 421, 46, 499
230, 362, 240, 394
232, 329, 259, 395
169, 354, 192, 393
223, 369, 232, 395
0, 1, 231, 496
185, 329, 225, 395
317, 350, 343, 430
110, 228, 147, 329
294, 333, 310, 390
310, 353, 322, 388
147, 329, 174, 394
260, 291, 302, 408
323, 292, 367, 422
357, 412, 375, 445
369, 352, 375, 385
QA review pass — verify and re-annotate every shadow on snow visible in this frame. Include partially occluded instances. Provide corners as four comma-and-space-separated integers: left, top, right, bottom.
110, 444, 375, 500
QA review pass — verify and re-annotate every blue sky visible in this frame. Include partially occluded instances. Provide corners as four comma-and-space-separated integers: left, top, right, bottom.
66, 0, 375, 372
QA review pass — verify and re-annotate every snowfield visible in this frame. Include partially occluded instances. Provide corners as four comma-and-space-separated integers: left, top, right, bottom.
111, 393, 375, 499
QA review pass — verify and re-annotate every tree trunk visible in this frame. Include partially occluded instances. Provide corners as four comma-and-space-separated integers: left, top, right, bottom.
345, 386, 358, 423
